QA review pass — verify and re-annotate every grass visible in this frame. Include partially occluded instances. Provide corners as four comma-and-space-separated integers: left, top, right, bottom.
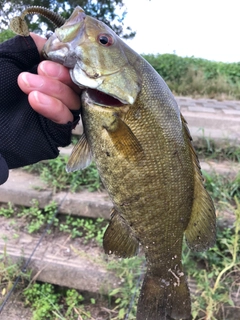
0, 200, 107, 246
24, 155, 102, 193
1, 141, 240, 319
202, 170, 240, 203
170, 69, 240, 100
194, 137, 240, 162
0, 243, 31, 305
143, 53, 240, 100
183, 197, 240, 320
108, 256, 145, 319
23, 284, 90, 320
22, 141, 240, 197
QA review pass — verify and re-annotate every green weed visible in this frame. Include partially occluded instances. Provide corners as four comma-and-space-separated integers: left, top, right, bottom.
0, 202, 15, 218
17, 200, 58, 234
59, 216, 107, 244
203, 171, 240, 203
143, 53, 240, 99
108, 256, 145, 319
183, 197, 240, 320
23, 283, 94, 320
24, 156, 101, 193
194, 138, 240, 162
24, 283, 61, 319
0, 244, 30, 301
1, 200, 107, 246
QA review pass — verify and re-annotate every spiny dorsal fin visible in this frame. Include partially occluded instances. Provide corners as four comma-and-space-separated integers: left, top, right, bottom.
66, 133, 92, 172
181, 114, 216, 251
103, 208, 139, 258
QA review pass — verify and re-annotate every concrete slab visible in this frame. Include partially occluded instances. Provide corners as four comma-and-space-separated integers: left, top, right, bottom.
0, 159, 239, 308
71, 97, 240, 145
0, 170, 111, 219
0, 220, 119, 294
55, 190, 111, 219
0, 96, 240, 313
0, 170, 52, 208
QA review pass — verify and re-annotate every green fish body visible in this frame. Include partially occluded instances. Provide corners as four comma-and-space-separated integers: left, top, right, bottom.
41, 7, 216, 319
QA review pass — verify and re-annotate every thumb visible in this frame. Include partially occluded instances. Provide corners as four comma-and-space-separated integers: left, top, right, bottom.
30, 32, 47, 58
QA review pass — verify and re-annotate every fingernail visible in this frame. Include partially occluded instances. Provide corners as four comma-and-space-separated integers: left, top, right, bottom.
39, 60, 62, 78
33, 91, 51, 105
21, 73, 44, 88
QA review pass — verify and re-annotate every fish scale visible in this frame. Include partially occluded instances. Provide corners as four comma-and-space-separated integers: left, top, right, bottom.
81, 64, 194, 267
11, 5, 216, 319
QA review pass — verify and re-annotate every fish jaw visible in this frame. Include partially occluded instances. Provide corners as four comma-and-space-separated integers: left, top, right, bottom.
43, 6, 86, 68
43, 6, 141, 104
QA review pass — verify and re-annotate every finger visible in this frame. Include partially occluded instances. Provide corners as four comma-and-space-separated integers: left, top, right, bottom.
30, 32, 47, 57
28, 91, 74, 124
38, 60, 81, 93
18, 72, 81, 111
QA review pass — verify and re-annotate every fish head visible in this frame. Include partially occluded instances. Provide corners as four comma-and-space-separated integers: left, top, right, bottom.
43, 6, 141, 106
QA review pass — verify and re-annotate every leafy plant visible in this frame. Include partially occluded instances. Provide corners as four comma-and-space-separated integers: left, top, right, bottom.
1, 200, 107, 246
108, 256, 145, 319
203, 171, 240, 203
183, 198, 240, 320
143, 53, 240, 99
194, 138, 240, 162
24, 156, 102, 193
17, 200, 58, 233
0, 244, 30, 301
0, 202, 15, 218
24, 283, 62, 319
23, 283, 92, 319
59, 216, 107, 244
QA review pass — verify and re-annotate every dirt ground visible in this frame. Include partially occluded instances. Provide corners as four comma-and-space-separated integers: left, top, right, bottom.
0, 292, 32, 320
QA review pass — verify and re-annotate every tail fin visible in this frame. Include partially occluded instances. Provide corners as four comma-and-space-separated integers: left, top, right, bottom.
137, 269, 192, 320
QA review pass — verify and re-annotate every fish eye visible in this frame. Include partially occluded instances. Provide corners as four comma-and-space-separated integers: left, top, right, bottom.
97, 33, 114, 46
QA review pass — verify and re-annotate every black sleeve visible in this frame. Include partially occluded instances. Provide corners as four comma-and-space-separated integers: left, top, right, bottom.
0, 35, 80, 184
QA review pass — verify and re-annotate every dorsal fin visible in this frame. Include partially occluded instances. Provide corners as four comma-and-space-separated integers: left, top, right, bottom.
181, 114, 216, 251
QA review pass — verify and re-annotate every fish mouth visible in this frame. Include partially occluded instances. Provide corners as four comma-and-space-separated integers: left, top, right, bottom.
86, 88, 126, 107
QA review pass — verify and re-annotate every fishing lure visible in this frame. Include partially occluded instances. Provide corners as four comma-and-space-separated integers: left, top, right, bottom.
10, 6, 65, 36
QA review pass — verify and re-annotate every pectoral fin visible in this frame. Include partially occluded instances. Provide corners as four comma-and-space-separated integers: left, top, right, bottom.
103, 208, 139, 258
105, 117, 144, 162
181, 115, 216, 251
66, 133, 92, 172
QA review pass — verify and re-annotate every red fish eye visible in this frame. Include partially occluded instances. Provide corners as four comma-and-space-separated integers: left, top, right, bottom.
97, 33, 114, 46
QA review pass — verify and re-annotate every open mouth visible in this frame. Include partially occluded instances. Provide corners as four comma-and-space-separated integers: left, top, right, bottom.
87, 88, 125, 107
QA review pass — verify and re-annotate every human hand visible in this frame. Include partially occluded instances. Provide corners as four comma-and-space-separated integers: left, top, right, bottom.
0, 33, 81, 175
18, 33, 81, 124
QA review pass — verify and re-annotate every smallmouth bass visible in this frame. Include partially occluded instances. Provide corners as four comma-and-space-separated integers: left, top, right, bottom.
12, 6, 216, 319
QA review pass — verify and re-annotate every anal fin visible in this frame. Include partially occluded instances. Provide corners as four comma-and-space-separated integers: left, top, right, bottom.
103, 208, 139, 258
181, 114, 216, 251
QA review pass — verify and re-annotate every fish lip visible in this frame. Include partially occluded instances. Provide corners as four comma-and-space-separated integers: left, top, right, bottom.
84, 89, 126, 107
43, 7, 86, 68
43, 33, 79, 68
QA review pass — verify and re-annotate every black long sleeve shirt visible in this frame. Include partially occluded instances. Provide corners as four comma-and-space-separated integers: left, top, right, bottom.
0, 35, 80, 184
